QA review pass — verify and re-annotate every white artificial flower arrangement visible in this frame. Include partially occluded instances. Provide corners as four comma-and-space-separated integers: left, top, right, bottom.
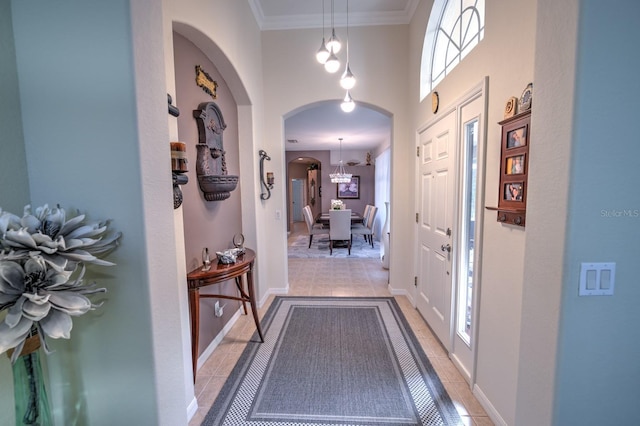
0, 204, 121, 363
331, 199, 345, 210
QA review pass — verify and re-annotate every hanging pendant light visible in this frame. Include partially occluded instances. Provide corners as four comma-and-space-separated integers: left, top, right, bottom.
326, 28, 341, 54
330, 138, 352, 183
316, 0, 330, 64
324, 49, 340, 73
340, 0, 356, 90
340, 64, 356, 89
341, 91, 355, 113
326, 0, 341, 54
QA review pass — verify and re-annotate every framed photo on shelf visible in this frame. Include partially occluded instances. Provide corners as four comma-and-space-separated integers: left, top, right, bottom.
506, 126, 527, 148
504, 182, 524, 202
337, 176, 360, 199
505, 154, 525, 175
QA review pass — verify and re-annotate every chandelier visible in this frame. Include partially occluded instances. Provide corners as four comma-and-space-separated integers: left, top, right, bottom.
330, 137, 352, 183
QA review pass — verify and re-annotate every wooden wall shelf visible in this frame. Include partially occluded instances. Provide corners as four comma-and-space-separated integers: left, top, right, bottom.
487, 109, 531, 227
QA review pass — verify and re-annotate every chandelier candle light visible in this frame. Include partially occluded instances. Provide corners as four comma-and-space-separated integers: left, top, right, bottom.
330, 137, 352, 183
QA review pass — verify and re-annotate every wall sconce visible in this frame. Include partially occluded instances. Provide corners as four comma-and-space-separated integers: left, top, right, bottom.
171, 142, 189, 209
259, 150, 272, 200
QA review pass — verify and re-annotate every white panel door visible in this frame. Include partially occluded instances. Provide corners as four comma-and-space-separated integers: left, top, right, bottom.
416, 109, 456, 350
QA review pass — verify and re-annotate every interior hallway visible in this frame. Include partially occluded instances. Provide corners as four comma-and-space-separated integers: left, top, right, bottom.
188, 224, 493, 425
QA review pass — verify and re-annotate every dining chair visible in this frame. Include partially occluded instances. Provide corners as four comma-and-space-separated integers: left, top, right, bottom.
351, 205, 377, 248
329, 209, 352, 255
351, 204, 372, 238
303, 205, 328, 248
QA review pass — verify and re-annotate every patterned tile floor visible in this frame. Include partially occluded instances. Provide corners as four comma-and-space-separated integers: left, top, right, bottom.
188, 223, 494, 426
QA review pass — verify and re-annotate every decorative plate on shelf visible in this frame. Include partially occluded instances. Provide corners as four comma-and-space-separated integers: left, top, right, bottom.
518, 83, 533, 112
346, 161, 360, 166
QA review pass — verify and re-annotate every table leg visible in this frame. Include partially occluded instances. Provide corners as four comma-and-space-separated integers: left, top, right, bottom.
189, 288, 200, 382
246, 266, 264, 342
235, 276, 248, 315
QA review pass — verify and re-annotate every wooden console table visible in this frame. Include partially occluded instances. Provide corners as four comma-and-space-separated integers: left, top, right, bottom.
186, 248, 264, 381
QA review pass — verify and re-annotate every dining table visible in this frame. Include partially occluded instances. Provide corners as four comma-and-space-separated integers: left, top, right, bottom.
315, 211, 364, 226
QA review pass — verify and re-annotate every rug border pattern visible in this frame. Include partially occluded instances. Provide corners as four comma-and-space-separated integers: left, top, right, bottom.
203, 297, 462, 426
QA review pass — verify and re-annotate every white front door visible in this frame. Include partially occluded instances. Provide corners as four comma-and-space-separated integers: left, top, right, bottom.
416, 80, 487, 386
416, 109, 456, 350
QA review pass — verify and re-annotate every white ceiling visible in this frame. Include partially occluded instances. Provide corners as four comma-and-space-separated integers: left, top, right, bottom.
285, 102, 391, 152
249, 0, 419, 30
250, 0, 418, 153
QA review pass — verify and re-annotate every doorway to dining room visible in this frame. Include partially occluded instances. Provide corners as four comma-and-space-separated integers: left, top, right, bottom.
283, 99, 392, 255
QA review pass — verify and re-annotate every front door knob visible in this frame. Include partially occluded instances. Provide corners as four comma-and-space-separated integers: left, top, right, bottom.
441, 244, 451, 252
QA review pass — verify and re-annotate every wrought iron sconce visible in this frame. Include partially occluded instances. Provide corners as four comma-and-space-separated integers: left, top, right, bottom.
259, 150, 273, 200
171, 142, 189, 209
167, 94, 180, 117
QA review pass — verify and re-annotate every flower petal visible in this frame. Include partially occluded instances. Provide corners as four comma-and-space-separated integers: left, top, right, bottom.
58, 213, 85, 235
0, 211, 21, 234
48, 292, 92, 315
4, 228, 37, 249
0, 260, 25, 293
21, 296, 52, 321
0, 316, 33, 355
39, 309, 72, 339
6, 296, 26, 327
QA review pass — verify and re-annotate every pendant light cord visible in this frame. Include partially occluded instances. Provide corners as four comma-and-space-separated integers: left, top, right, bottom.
346, 0, 349, 61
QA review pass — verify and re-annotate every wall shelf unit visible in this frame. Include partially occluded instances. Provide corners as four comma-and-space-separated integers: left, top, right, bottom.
486, 109, 531, 227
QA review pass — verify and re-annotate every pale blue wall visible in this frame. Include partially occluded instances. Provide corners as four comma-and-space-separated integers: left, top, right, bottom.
6, 1, 164, 424
555, 2, 640, 424
0, 2, 30, 423
0, 0, 30, 212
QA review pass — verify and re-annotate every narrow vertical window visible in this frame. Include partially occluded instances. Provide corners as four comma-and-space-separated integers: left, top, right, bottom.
457, 118, 478, 344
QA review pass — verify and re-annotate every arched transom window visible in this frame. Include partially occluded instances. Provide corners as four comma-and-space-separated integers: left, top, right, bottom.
420, 0, 485, 101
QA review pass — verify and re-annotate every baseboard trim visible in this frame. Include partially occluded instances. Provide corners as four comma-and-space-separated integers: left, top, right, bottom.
196, 307, 242, 370
186, 395, 198, 421
472, 384, 507, 426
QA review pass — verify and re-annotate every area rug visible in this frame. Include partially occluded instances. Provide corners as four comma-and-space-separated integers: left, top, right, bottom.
288, 234, 382, 259
202, 297, 462, 425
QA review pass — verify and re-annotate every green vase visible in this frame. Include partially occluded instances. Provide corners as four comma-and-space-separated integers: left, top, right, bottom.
12, 346, 52, 426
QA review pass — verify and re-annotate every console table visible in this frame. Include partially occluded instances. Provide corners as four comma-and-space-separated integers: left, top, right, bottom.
186, 248, 264, 381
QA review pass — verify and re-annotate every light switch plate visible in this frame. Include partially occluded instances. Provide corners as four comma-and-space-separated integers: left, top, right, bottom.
579, 262, 615, 296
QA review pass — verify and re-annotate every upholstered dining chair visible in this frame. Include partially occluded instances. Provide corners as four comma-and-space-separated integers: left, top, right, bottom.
351, 205, 377, 248
351, 204, 372, 237
303, 205, 328, 248
329, 209, 352, 255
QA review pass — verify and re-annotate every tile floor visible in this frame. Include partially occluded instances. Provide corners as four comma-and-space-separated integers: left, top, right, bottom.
188, 224, 493, 426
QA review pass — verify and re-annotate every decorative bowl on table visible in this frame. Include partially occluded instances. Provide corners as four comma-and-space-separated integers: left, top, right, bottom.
216, 249, 237, 264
